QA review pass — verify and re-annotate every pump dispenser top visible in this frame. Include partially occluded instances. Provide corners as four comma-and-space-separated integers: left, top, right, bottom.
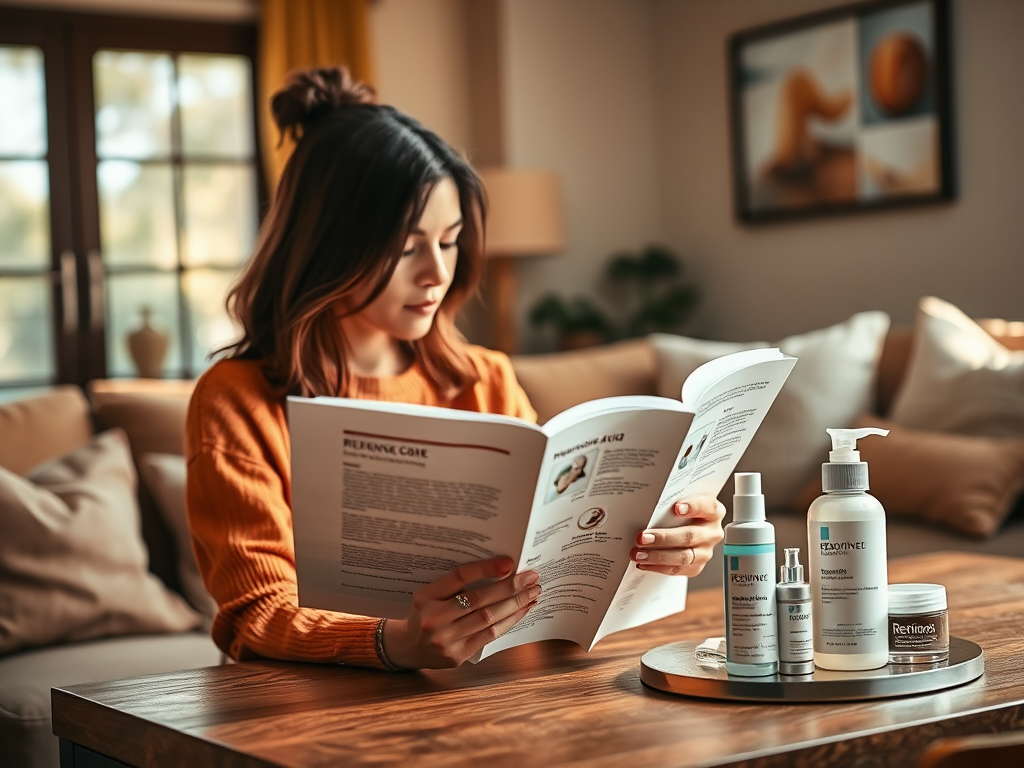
826, 427, 889, 462
822, 427, 889, 492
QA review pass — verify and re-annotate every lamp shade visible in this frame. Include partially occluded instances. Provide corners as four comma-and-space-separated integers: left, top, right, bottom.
477, 168, 565, 257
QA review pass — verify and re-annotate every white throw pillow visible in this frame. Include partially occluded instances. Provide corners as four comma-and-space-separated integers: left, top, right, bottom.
138, 453, 218, 620
652, 311, 891, 507
650, 335, 769, 399
891, 296, 1024, 439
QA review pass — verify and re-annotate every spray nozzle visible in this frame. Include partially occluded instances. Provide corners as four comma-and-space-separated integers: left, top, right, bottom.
732, 472, 765, 522
826, 427, 890, 463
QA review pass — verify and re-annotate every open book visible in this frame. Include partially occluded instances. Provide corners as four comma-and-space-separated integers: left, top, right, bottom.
290, 348, 796, 662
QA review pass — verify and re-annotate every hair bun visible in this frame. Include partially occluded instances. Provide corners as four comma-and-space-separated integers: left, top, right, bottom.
271, 66, 376, 142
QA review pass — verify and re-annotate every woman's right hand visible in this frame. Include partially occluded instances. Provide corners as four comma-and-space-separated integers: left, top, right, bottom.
381, 556, 540, 669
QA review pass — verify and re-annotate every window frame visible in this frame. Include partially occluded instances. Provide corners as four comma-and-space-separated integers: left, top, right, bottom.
0, 5, 265, 388
0, 14, 77, 386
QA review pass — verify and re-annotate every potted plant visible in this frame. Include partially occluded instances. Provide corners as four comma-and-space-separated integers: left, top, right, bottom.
526, 245, 699, 351
528, 294, 614, 351
604, 245, 700, 337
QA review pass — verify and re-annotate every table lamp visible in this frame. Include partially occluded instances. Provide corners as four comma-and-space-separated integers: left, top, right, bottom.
477, 167, 565, 354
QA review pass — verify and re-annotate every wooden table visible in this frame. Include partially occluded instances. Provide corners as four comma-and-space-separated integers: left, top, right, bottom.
52, 553, 1024, 768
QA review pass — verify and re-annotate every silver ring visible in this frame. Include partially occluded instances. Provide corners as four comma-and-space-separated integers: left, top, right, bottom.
455, 594, 471, 610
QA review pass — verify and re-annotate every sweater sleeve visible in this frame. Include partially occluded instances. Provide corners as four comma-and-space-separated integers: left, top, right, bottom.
185, 366, 385, 669
503, 357, 538, 424
465, 346, 538, 423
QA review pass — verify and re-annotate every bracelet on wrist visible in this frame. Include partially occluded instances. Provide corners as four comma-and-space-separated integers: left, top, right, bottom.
375, 618, 405, 672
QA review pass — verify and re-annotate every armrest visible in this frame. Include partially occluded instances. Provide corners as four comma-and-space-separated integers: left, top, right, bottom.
88, 379, 196, 458
0, 386, 93, 475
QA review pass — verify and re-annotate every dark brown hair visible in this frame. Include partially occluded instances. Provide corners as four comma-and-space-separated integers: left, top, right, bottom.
223, 67, 486, 398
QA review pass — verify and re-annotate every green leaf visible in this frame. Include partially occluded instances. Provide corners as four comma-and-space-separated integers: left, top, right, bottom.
606, 253, 642, 281
638, 246, 680, 279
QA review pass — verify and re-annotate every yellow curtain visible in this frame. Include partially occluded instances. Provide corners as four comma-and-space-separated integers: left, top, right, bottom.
258, 0, 375, 190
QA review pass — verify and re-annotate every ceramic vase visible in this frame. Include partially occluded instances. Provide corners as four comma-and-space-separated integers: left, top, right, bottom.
126, 306, 169, 378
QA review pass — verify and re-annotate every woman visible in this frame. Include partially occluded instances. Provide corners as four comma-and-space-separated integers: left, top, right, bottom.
186, 67, 724, 671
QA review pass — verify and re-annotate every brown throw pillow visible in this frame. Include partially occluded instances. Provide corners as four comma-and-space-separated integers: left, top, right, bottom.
0, 430, 202, 656
795, 415, 1024, 539
138, 453, 218, 620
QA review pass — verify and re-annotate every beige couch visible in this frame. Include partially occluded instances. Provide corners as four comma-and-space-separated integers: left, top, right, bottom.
1, 322, 1021, 768
512, 322, 1024, 593
0, 382, 220, 768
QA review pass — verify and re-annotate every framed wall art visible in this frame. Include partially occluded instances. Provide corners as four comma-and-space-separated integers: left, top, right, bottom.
729, 0, 955, 223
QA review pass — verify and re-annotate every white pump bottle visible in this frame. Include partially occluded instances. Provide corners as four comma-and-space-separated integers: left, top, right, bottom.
807, 427, 890, 671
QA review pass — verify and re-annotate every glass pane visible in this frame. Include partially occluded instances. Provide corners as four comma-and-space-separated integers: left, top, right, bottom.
94, 50, 173, 159
98, 161, 176, 268
106, 273, 181, 378
0, 46, 47, 156
183, 268, 241, 373
182, 164, 256, 267
179, 54, 254, 158
0, 161, 51, 269
0, 277, 54, 383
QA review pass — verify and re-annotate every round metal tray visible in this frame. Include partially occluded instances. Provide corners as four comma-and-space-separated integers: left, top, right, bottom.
640, 636, 984, 702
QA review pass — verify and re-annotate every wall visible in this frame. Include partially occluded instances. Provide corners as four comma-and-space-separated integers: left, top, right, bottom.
369, 0, 668, 352
501, 0, 666, 350
369, 0, 473, 158
651, 0, 1024, 341
28, 0, 1020, 347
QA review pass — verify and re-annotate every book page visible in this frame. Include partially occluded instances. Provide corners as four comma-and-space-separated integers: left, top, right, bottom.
289, 397, 546, 620
476, 402, 693, 660
592, 353, 797, 645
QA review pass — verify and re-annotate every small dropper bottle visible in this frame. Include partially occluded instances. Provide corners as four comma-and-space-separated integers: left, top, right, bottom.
776, 548, 813, 675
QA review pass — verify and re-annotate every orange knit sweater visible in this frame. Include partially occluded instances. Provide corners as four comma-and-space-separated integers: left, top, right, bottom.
185, 346, 536, 669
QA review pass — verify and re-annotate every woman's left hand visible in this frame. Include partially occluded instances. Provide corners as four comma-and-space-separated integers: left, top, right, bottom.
630, 496, 725, 576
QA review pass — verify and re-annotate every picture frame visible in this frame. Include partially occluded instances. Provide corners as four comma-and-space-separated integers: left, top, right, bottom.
728, 0, 955, 224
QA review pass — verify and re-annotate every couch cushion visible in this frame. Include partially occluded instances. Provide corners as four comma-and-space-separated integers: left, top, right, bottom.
0, 429, 202, 656
139, 453, 218, 619
511, 338, 657, 424
875, 327, 914, 418
88, 379, 197, 591
0, 387, 93, 476
0, 632, 219, 768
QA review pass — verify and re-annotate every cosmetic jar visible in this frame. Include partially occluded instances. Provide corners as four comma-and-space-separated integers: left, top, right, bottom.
888, 583, 949, 664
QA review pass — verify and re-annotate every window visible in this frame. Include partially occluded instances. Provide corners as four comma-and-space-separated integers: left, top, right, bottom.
0, 9, 262, 392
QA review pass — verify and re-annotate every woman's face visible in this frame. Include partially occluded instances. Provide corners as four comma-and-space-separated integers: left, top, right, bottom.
346, 176, 463, 342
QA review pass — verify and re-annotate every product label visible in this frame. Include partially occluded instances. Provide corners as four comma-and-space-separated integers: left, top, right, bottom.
889, 613, 948, 653
809, 519, 888, 656
777, 599, 813, 664
723, 546, 778, 666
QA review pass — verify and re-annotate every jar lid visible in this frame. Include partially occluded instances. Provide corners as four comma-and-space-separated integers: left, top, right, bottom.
888, 583, 947, 614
